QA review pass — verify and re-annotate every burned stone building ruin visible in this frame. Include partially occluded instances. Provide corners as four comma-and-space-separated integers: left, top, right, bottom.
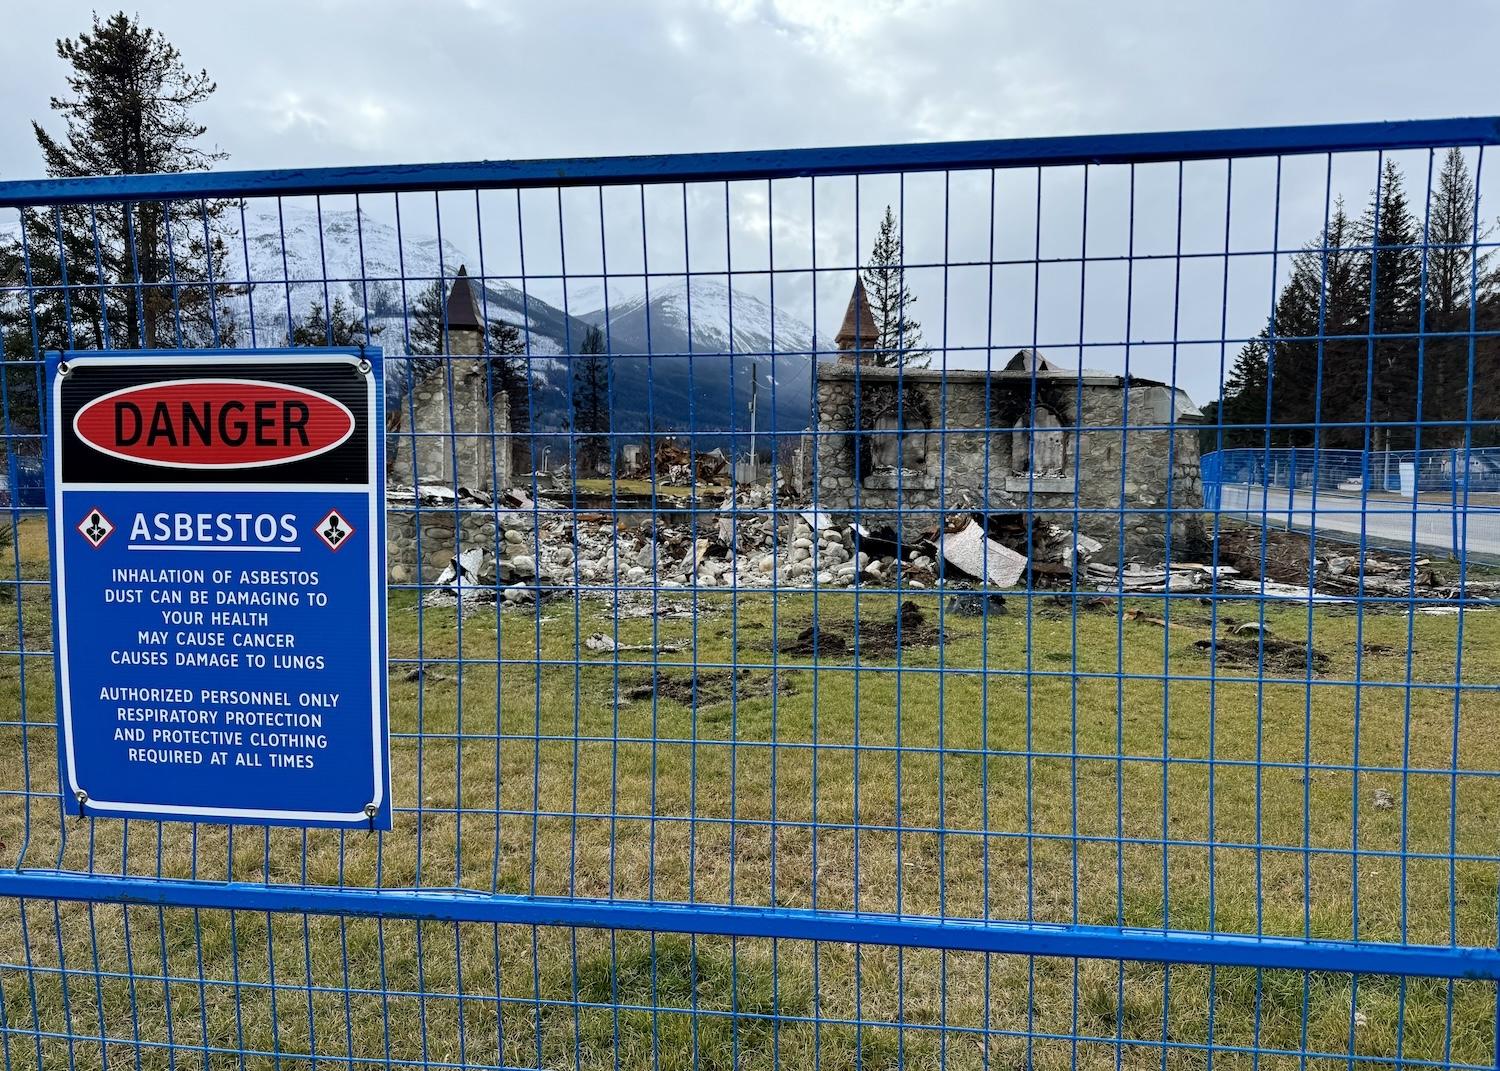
814, 281, 1206, 561
387, 267, 512, 582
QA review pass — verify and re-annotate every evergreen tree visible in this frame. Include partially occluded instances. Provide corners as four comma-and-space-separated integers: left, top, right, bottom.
1261, 233, 1326, 446
487, 318, 532, 474
1423, 149, 1496, 444
1311, 201, 1369, 447
1355, 160, 1423, 450
1216, 330, 1271, 448
861, 206, 928, 367
402, 279, 451, 404
0, 12, 236, 359
1203, 157, 1500, 456
291, 296, 380, 348
1218, 201, 1366, 449
0, 242, 57, 443
572, 326, 610, 474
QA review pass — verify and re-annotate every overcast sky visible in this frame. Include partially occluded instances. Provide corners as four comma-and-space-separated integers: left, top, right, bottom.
3, 1, 1498, 404
5, 1, 1495, 175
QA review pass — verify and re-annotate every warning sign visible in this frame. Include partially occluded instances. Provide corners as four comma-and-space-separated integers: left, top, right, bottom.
45, 349, 390, 828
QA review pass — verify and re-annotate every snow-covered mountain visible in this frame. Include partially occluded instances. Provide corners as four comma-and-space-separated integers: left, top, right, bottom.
577, 276, 816, 358
235, 205, 576, 358
4, 204, 824, 448
232, 206, 822, 446
568, 275, 818, 443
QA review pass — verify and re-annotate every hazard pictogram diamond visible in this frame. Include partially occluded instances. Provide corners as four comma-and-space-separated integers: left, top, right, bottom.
76, 507, 114, 549
314, 509, 355, 551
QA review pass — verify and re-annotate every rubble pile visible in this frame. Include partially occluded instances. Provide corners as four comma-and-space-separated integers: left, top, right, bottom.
415, 483, 1499, 615
1087, 543, 1500, 605
618, 439, 732, 485
420, 483, 1109, 610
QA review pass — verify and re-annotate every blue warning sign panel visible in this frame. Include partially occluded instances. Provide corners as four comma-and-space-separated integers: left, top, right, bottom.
46, 349, 390, 828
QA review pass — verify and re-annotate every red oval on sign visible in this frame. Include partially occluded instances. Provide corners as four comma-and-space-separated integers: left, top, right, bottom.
73, 379, 356, 469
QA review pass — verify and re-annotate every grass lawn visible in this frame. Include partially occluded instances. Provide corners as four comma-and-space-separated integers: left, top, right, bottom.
2, 515, 1497, 1070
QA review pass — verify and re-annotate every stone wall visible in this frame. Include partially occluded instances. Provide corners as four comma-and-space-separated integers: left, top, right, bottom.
387, 324, 511, 494
386, 506, 500, 585
387, 369, 510, 493
814, 365, 1206, 562
386, 325, 515, 582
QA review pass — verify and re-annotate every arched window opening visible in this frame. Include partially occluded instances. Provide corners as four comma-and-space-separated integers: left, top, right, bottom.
1012, 406, 1066, 476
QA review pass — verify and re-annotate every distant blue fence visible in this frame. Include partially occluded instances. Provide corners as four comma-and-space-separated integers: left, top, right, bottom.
1204, 447, 1500, 560
0, 454, 44, 507
1205, 446, 1500, 500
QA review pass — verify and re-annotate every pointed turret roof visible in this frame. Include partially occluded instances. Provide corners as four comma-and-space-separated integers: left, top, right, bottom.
835, 277, 878, 351
1004, 348, 1055, 373
444, 265, 483, 331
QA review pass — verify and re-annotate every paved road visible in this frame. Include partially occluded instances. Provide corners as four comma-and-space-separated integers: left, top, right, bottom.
1216, 484, 1500, 560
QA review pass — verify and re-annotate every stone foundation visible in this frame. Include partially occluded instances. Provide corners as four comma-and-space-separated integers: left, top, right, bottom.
387, 506, 501, 584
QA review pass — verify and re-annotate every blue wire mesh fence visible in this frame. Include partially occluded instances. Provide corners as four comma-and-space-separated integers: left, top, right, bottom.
1204, 446, 1500, 563
3, 119, 1500, 1070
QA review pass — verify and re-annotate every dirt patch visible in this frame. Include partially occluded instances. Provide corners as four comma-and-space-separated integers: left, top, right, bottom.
1211, 520, 1492, 591
1211, 526, 1323, 587
1192, 635, 1331, 675
780, 600, 946, 657
624, 668, 794, 706
1029, 595, 1157, 620
779, 625, 850, 656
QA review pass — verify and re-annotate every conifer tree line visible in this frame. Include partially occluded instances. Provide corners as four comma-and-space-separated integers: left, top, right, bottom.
1211, 152, 1498, 452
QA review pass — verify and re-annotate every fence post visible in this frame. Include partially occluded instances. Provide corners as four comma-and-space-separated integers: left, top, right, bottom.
1452, 448, 1461, 559
1287, 446, 1297, 531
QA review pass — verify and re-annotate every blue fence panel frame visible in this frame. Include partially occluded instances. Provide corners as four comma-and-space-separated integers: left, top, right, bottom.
1, 117, 1499, 1070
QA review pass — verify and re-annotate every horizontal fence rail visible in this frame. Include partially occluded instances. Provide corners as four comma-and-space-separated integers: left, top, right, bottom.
2, 118, 1500, 1070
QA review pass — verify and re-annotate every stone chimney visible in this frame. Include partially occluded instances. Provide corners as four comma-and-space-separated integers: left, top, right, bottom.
835, 276, 879, 362
444, 266, 498, 491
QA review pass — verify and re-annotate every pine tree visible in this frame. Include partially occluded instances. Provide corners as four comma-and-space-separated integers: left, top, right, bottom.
1355, 160, 1423, 450
1218, 330, 1271, 448
0, 12, 237, 357
1312, 201, 1369, 447
291, 297, 380, 348
1261, 236, 1325, 447
0, 241, 58, 442
1423, 149, 1496, 444
572, 326, 610, 474
861, 206, 928, 367
406, 280, 446, 356
1218, 201, 1366, 450
487, 318, 532, 474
